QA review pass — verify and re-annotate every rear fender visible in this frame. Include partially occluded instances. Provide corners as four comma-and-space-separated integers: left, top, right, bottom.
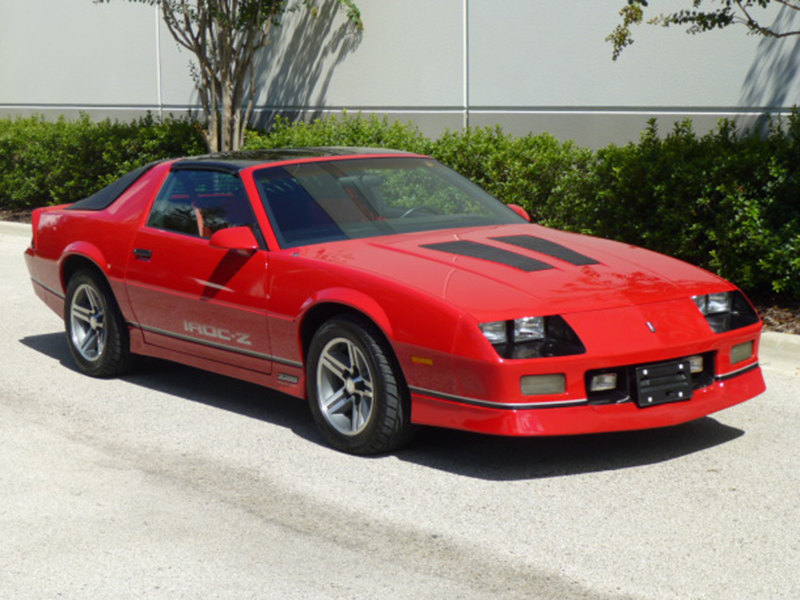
59, 242, 110, 291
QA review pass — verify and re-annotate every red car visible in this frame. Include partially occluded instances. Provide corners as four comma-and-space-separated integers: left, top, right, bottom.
24, 148, 765, 454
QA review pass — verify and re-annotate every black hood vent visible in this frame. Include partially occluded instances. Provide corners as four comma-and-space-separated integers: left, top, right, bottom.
421, 240, 554, 272
492, 235, 600, 266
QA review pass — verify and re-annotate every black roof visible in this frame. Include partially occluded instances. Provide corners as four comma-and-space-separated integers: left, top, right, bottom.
172, 147, 417, 173
65, 148, 421, 212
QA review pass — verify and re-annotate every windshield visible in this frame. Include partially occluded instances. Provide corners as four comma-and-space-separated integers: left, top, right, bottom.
253, 157, 525, 248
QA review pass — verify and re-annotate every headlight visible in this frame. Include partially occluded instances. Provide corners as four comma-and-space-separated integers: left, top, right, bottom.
479, 321, 508, 344
692, 291, 760, 333
514, 317, 545, 342
693, 292, 732, 315
481, 317, 545, 345
479, 316, 585, 359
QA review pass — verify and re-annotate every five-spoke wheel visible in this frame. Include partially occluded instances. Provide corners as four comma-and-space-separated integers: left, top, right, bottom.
316, 336, 375, 436
69, 282, 107, 363
65, 270, 135, 377
307, 316, 415, 454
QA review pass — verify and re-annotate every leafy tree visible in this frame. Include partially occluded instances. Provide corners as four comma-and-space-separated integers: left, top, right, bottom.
98, 1, 362, 151
608, 1, 800, 59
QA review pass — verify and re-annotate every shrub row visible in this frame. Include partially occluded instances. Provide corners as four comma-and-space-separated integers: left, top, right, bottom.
248, 113, 800, 300
0, 114, 206, 208
1, 111, 798, 301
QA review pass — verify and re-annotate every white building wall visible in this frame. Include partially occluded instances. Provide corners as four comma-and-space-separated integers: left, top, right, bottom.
1, 0, 798, 147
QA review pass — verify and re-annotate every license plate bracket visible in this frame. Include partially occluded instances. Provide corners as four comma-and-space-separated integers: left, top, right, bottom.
635, 359, 693, 408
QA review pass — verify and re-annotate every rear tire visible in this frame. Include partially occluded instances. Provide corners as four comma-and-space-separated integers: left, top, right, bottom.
65, 270, 135, 378
307, 316, 415, 455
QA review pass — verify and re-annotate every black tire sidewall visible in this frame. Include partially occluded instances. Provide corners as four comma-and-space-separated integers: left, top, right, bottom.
307, 316, 408, 455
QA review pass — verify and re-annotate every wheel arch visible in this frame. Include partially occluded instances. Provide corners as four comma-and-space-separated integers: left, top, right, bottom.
299, 293, 410, 389
301, 300, 394, 363
59, 243, 110, 293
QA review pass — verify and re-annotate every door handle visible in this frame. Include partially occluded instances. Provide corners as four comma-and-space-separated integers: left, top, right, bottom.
133, 248, 153, 261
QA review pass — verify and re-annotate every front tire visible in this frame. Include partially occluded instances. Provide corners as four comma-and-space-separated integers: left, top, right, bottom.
307, 316, 415, 455
65, 270, 135, 378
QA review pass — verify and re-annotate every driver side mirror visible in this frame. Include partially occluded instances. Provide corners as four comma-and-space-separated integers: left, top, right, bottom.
209, 226, 259, 251
508, 204, 531, 222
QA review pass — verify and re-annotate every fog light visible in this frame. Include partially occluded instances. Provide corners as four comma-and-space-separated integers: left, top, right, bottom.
731, 341, 754, 365
589, 373, 617, 392
521, 374, 566, 396
688, 355, 704, 374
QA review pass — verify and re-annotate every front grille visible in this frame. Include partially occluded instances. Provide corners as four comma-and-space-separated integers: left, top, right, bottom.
586, 352, 715, 407
634, 359, 692, 407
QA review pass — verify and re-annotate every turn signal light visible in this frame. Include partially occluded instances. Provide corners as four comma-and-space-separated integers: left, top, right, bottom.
731, 341, 754, 365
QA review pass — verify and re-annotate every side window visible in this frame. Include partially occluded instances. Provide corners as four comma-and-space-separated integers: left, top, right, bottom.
147, 169, 257, 238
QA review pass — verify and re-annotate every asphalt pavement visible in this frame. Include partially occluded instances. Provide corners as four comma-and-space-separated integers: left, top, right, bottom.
1, 221, 799, 600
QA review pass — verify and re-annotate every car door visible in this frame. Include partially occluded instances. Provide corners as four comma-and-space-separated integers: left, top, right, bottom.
125, 166, 273, 373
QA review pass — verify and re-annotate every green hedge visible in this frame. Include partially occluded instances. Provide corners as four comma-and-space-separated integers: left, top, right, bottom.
1, 111, 798, 301
248, 113, 800, 299
0, 114, 206, 209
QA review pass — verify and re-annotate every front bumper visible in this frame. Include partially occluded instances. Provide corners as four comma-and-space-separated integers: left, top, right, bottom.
409, 363, 765, 436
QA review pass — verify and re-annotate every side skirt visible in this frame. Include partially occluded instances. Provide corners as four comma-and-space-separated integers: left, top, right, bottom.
129, 333, 307, 400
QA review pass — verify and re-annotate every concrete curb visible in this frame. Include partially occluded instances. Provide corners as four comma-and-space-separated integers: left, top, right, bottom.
0, 221, 31, 237
760, 331, 800, 377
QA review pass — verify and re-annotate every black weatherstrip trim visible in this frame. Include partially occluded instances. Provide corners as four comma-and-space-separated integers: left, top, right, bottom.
421, 240, 554, 272
492, 235, 600, 266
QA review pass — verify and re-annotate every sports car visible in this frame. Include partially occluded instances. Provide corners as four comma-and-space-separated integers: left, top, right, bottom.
24, 148, 765, 454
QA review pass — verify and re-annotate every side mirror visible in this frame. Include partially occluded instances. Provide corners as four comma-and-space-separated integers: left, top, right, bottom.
209, 226, 259, 251
508, 204, 531, 222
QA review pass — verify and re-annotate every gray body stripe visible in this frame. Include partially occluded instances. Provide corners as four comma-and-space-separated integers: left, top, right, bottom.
409, 386, 588, 410
133, 323, 304, 368
715, 362, 759, 382
31, 278, 65, 300
411, 362, 758, 410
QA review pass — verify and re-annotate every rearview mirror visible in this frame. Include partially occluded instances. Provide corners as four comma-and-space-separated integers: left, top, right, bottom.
508, 204, 531, 222
209, 226, 259, 251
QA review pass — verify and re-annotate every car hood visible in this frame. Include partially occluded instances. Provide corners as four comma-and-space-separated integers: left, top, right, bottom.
294, 224, 729, 320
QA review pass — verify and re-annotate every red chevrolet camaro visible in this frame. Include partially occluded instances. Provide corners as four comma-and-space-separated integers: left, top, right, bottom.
24, 148, 765, 453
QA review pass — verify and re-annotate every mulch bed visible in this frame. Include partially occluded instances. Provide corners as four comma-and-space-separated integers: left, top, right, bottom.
0, 209, 33, 223
754, 303, 800, 335
3, 209, 797, 333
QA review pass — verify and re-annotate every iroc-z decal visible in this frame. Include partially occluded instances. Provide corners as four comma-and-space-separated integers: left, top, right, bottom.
183, 320, 252, 346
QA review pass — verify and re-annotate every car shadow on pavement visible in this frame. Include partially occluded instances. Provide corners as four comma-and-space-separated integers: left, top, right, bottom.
398, 419, 745, 481
19, 332, 318, 438
20, 331, 79, 371
21, 332, 746, 481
